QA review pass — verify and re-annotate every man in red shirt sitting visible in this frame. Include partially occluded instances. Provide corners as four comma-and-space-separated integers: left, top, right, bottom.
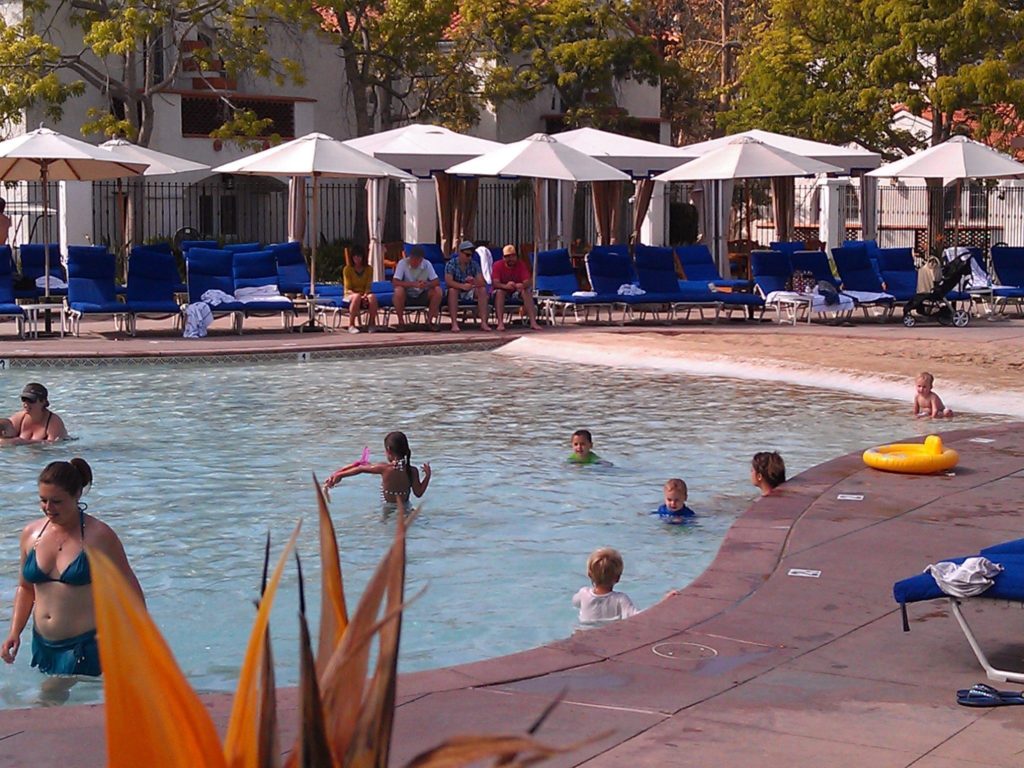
491, 244, 542, 331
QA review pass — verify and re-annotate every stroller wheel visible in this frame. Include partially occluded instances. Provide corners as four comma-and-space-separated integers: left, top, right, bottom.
953, 309, 970, 327
902, 314, 916, 327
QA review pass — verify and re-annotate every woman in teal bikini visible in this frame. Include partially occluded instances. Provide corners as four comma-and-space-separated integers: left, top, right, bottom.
1, 458, 143, 699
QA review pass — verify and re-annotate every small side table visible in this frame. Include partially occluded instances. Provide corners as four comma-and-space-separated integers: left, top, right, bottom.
21, 303, 67, 338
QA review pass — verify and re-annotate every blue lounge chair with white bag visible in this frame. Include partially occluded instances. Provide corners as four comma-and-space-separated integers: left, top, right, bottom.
894, 538, 1024, 684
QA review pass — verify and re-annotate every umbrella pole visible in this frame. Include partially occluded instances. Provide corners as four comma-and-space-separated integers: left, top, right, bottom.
41, 164, 54, 334
297, 172, 325, 332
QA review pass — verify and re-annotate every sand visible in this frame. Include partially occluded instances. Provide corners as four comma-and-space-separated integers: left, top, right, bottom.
501, 323, 1024, 416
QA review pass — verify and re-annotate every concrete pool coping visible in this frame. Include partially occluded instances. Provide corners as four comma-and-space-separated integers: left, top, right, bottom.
3, 422, 1024, 767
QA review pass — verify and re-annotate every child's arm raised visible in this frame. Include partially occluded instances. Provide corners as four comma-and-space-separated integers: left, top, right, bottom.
411, 463, 432, 497
324, 461, 388, 489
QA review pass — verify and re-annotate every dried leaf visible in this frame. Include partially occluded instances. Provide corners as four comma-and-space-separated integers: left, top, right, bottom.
90, 547, 225, 768
402, 735, 572, 768
313, 477, 347, 679
224, 522, 302, 768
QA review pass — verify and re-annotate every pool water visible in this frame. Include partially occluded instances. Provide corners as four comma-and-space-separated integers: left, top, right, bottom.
0, 351, 1006, 708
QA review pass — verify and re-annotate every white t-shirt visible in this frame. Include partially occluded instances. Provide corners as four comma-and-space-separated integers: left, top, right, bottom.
572, 587, 638, 623
393, 257, 438, 295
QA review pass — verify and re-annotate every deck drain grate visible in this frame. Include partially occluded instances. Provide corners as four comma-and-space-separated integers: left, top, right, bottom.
651, 641, 718, 660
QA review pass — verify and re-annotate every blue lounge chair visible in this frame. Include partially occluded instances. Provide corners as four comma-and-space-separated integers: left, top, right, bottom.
534, 248, 610, 324
831, 245, 896, 318
990, 246, 1024, 314
790, 250, 840, 290
585, 245, 640, 323
750, 249, 810, 324
674, 245, 752, 291
186, 248, 244, 333
18, 243, 65, 299
126, 248, 184, 334
232, 249, 296, 330
634, 244, 721, 321
0, 248, 25, 337
874, 247, 919, 302
769, 241, 805, 256
66, 248, 131, 336
223, 242, 262, 254
180, 239, 219, 255
894, 538, 1024, 684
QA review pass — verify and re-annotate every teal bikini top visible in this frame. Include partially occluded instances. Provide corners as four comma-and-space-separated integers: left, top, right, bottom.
22, 509, 91, 587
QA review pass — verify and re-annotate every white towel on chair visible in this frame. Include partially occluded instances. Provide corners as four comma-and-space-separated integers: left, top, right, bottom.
200, 289, 235, 306
926, 556, 1003, 597
235, 284, 289, 303
35, 275, 67, 290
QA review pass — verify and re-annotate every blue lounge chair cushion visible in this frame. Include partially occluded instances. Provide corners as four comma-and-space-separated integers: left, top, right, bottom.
223, 242, 262, 253
67, 248, 122, 312
0, 303, 23, 316
894, 554, 1024, 606
991, 246, 1024, 288
791, 250, 840, 289
750, 250, 793, 296
128, 300, 180, 314
586, 246, 636, 295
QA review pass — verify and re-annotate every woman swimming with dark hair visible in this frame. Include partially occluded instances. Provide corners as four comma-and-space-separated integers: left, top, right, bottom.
1, 458, 143, 701
323, 431, 432, 506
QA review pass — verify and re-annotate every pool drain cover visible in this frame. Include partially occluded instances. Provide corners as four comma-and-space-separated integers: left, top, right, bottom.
651, 641, 718, 660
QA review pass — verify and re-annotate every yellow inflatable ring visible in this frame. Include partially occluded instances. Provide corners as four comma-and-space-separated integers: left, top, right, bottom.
862, 435, 959, 474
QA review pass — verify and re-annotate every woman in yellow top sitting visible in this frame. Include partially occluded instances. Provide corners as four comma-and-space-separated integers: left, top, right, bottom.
342, 248, 379, 333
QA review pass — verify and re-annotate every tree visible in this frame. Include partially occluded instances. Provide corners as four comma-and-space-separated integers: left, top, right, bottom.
0, 0, 315, 146
724, 0, 1024, 156
454, 0, 666, 130
318, 0, 481, 136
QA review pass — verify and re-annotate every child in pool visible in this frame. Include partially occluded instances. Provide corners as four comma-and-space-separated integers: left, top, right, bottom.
568, 429, 609, 465
323, 431, 431, 506
572, 547, 638, 623
751, 451, 786, 495
0, 417, 18, 445
651, 478, 695, 524
913, 371, 954, 418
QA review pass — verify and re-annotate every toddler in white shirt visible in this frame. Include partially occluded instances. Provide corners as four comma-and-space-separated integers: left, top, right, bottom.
572, 547, 638, 624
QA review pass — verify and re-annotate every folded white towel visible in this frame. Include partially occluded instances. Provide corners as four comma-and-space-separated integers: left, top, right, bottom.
926, 556, 1003, 597
35, 276, 68, 289
571, 290, 598, 298
235, 284, 289, 303
617, 284, 645, 296
841, 289, 894, 304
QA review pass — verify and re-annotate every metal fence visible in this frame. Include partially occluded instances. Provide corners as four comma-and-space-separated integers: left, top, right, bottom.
12, 176, 1024, 256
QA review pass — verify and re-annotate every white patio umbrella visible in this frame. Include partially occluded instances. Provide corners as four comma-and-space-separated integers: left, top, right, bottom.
344, 123, 504, 177
0, 127, 148, 299
656, 138, 842, 273
345, 124, 505, 264
99, 138, 210, 260
656, 137, 843, 182
555, 127, 695, 245
213, 132, 414, 301
446, 133, 629, 255
867, 136, 1024, 250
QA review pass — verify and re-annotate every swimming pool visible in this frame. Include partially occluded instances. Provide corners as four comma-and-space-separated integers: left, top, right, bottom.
0, 350, 1006, 708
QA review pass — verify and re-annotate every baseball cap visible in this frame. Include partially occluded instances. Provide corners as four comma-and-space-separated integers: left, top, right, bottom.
502, 244, 517, 256
21, 383, 48, 402
458, 240, 475, 252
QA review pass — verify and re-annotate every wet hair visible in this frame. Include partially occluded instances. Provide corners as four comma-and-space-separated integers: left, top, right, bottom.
572, 429, 593, 444
385, 431, 413, 485
664, 478, 687, 496
38, 457, 93, 498
917, 371, 935, 387
587, 547, 624, 589
752, 451, 786, 489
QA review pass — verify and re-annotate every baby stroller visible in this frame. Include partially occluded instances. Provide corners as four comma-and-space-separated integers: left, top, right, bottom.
902, 251, 974, 327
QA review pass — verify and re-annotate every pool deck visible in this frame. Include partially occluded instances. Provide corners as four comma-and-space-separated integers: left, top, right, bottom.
3, 321, 1024, 766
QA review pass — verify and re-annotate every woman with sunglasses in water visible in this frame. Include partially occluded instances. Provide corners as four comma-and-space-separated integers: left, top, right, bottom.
2, 383, 68, 446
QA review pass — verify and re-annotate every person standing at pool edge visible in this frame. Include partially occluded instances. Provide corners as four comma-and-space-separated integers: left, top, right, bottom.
5, 383, 68, 444
1, 459, 144, 699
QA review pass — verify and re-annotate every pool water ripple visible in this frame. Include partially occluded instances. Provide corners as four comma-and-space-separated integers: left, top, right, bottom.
0, 350, 1006, 708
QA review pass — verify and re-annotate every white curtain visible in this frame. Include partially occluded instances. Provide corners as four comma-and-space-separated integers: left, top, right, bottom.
367, 178, 390, 280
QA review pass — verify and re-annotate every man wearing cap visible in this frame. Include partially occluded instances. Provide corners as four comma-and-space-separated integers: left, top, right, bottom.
392, 245, 442, 330
5, 383, 68, 443
444, 240, 492, 332
491, 244, 542, 331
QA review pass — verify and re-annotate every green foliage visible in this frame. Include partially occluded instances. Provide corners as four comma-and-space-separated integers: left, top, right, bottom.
210, 110, 280, 151
455, 0, 665, 128
318, 0, 479, 134
727, 0, 1024, 156
0, 0, 317, 145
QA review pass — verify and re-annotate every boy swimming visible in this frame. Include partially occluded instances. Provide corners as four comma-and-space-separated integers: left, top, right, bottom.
567, 429, 610, 465
651, 478, 695, 524
572, 547, 638, 623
